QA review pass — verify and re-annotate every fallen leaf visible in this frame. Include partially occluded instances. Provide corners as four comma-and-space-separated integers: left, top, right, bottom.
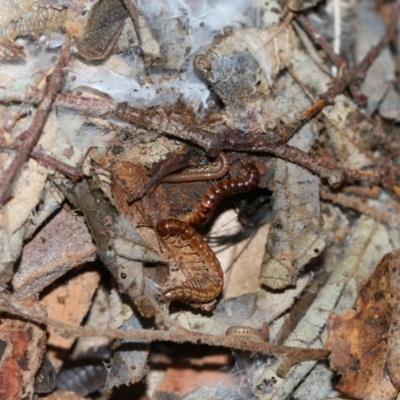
327, 249, 400, 399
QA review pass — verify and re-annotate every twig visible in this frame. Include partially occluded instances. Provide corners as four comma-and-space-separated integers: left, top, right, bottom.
321, 189, 400, 226
119, 0, 161, 64
295, 14, 346, 70
0, 292, 329, 372
0, 9, 397, 191
31, 146, 82, 180
0, 42, 70, 207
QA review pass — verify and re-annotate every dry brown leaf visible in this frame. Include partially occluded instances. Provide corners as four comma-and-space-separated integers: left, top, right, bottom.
156, 352, 230, 396
327, 250, 400, 400
12, 207, 97, 298
260, 123, 325, 289
41, 268, 101, 369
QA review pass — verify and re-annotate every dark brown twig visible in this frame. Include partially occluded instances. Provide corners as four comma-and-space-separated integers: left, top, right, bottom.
295, 14, 347, 70
0, 42, 70, 207
31, 146, 82, 180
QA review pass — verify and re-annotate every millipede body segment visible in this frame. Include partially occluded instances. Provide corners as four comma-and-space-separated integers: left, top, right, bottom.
181, 163, 260, 226
156, 218, 224, 303
161, 152, 230, 183
225, 325, 268, 342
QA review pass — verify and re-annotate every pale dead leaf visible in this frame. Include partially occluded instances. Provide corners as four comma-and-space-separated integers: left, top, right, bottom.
255, 216, 393, 399
260, 122, 326, 289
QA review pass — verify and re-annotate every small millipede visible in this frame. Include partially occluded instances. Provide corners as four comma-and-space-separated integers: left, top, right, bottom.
161, 152, 229, 183
156, 218, 223, 303
225, 325, 268, 342
181, 163, 260, 226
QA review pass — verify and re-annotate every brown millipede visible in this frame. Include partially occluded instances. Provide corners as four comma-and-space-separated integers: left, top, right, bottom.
225, 325, 268, 342
182, 163, 260, 226
161, 152, 229, 183
156, 218, 223, 303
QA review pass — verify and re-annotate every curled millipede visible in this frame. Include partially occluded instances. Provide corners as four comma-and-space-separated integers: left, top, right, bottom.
162, 152, 229, 183
225, 325, 268, 342
156, 218, 223, 303
56, 345, 110, 396
57, 363, 108, 396
182, 163, 260, 226
34, 356, 56, 394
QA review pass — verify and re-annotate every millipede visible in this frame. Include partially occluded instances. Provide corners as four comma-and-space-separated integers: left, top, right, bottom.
181, 163, 260, 226
225, 325, 269, 342
156, 218, 224, 304
161, 152, 230, 183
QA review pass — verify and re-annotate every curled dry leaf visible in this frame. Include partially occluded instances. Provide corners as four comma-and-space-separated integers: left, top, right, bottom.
327, 249, 400, 400
71, 0, 128, 60
0, 159, 48, 279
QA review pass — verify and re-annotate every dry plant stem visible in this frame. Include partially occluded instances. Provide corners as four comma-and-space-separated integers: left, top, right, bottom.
31, 146, 82, 179
295, 14, 346, 69
342, 185, 380, 199
321, 189, 400, 226
0, 295, 329, 369
0, 42, 70, 207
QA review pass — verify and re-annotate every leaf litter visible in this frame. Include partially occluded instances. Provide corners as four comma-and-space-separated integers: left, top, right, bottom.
1, 0, 400, 399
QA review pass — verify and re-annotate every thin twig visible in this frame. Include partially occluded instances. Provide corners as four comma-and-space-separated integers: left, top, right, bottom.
0, 42, 70, 207
321, 189, 400, 226
295, 14, 346, 70
0, 293, 329, 369
31, 146, 82, 180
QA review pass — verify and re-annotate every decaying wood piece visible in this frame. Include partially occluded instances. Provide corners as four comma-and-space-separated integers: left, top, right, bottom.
0, 298, 47, 399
